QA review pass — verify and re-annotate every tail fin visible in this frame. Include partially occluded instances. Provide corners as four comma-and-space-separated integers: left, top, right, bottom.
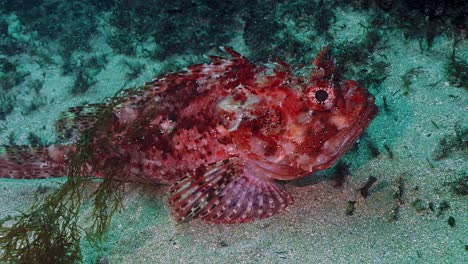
0, 145, 72, 179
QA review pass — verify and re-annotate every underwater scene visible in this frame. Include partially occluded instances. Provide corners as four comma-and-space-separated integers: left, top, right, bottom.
0, 0, 466, 263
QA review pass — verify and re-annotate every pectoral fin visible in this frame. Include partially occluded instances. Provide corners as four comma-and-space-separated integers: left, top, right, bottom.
168, 158, 293, 224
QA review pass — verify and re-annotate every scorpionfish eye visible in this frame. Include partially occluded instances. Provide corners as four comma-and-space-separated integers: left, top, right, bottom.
305, 79, 336, 111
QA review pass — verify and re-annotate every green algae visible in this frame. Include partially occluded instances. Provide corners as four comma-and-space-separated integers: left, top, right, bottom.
0, 177, 86, 263
0, 88, 137, 263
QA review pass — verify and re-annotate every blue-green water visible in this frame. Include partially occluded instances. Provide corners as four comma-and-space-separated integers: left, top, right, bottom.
0, 1, 466, 263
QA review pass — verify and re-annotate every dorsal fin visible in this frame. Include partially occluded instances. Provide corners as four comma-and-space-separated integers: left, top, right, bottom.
168, 158, 293, 224
56, 47, 254, 143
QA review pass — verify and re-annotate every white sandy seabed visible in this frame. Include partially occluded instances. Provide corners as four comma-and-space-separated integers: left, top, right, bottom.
0, 7, 467, 264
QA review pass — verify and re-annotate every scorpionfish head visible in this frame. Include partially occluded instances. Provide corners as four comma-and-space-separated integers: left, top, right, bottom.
295, 78, 378, 173
222, 75, 378, 180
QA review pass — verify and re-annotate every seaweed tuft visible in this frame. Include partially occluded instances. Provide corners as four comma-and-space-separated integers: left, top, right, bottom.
334, 33, 388, 90
0, 176, 87, 263
0, 94, 15, 120
401, 67, 423, 95
445, 56, 468, 90
333, 161, 350, 188
0, 87, 137, 263
27, 132, 46, 147
433, 122, 468, 160
0, 58, 28, 91
71, 68, 97, 95
124, 60, 146, 82
450, 175, 468, 196
344, 0, 468, 50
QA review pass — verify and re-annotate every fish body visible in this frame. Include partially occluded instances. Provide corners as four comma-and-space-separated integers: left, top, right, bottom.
0, 47, 377, 223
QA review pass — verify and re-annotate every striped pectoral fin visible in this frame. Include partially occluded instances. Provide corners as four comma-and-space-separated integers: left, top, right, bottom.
168, 158, 293, 224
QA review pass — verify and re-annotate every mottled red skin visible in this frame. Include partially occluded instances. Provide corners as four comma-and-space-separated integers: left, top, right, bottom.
0, 47, 378, 223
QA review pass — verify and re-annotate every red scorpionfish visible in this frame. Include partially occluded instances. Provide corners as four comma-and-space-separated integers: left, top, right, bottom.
0, 47, 377, 224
